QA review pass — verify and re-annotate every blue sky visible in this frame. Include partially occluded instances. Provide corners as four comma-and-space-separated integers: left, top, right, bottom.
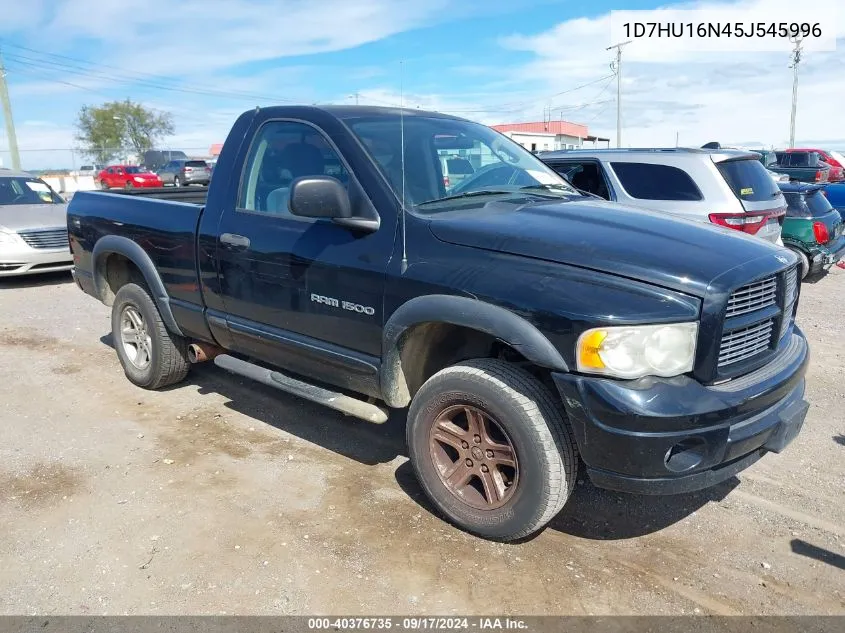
1, 0, 843, 169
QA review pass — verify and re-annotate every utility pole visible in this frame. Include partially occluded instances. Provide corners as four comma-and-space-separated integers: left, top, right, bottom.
0, 49, 22, 170
788, 36, 803, 149
606, 41, 631, 148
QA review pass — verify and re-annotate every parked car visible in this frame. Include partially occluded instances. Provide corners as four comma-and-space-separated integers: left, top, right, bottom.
769, 151, 830, 183
767, 168, 790, 184
0, 169, 72, 276
822, 182, 845, 222
97, 165, 162, 190
785, 148, 845, 182
778, 182, 845, 278
142, 150, 189, 173
157, 159, 211, 187
539, 148, 787, 245
71, 164, 104, 178
68, 105, 808, 542
439, 154, 475, 189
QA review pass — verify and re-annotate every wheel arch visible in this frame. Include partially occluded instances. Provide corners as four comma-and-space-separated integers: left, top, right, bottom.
92, 235, 184, 336
380, 295, 568, 408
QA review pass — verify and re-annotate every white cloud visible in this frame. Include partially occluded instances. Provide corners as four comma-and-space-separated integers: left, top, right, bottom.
29, 0, 449, 76
499, 0, 845, 147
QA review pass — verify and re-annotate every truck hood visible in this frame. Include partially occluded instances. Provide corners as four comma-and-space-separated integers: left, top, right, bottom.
426, 197, 788, 298
0, 203, 69, 232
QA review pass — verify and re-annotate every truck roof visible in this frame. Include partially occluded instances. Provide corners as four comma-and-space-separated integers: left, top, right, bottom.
258, 104, 469, 123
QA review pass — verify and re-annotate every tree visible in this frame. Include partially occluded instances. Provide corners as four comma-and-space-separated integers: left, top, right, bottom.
75, 100, 174, 164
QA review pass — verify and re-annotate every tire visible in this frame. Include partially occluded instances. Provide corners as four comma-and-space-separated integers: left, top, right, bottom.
100, 180, 109, 190
111, 283, 190, 389
174, 176, 181, 188
789, 247, 810, 279
407, 358, 578, 541
125, 180, 134, 189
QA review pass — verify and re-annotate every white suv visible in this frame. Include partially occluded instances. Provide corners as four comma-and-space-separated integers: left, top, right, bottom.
540, 148, 787, 245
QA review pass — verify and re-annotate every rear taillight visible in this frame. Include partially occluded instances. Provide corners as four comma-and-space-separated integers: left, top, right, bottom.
444, 176, 450, 188
709, 211, 782, 235
812, 221, 830, 243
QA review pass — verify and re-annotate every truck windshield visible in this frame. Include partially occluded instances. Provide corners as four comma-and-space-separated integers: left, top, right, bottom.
0, 176, 64, 205
346, 115, 579, 211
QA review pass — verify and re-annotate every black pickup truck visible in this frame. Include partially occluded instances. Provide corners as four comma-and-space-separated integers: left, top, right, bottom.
68, 106, 810, 541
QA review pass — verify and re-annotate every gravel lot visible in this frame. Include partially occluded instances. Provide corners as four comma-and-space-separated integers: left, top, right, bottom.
0, 268, 843, 615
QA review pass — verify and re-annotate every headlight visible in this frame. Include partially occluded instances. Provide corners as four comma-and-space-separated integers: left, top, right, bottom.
576, 322, 698, 379
0, 231, 22, 246
133, 177, 145, 182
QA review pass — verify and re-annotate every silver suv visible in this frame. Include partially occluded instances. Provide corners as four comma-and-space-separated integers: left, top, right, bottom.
540, 148, 787, 245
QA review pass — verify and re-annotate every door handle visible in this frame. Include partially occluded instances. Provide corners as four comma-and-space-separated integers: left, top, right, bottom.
220, 233, 251, 248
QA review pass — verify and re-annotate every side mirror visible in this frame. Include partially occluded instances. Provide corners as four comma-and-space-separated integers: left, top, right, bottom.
290, 176, 352, 219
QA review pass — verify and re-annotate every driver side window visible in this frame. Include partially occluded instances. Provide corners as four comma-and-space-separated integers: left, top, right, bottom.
238, 121, 348, 215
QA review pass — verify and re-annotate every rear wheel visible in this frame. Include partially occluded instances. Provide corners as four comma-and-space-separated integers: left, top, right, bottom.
407, 358, 578, 541
174, 176, 181, 188
124, 180, 134, 189
99, 180, 109, 190
111, 283, 190, 389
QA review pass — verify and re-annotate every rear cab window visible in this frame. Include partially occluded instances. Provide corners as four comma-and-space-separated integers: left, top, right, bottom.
186, 161, 208, 168
609, 162, 702, 201
716, 159, 780, 202
783, 189, 833, 218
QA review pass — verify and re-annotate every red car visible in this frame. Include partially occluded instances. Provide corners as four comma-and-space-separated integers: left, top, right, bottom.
97, 165, 163, 189
786, 148, 845, 182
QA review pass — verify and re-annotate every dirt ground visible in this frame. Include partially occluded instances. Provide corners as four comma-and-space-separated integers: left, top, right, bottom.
0, 268, 843, 616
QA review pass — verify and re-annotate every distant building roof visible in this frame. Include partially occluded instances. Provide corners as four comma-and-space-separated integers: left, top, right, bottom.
492, 120, 589, 138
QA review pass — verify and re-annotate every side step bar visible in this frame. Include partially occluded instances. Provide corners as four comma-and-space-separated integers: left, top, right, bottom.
213, 354, 389, 424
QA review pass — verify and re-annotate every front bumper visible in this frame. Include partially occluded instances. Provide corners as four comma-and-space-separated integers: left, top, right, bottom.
553, 328, 809, 495
0, 244, 73, 277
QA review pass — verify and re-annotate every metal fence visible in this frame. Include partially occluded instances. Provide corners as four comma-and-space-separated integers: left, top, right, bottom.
0, 147, 213, 174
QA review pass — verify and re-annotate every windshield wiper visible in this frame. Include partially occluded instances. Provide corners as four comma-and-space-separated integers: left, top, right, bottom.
416, 190, 515, 206
519, 184, 580, 196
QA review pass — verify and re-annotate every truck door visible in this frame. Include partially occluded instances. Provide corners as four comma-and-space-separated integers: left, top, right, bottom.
213, 119, 394, 396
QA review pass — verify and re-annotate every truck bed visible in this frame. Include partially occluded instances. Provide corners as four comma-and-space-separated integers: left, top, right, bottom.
98, 186, 209, 205
68, 190, 206, 321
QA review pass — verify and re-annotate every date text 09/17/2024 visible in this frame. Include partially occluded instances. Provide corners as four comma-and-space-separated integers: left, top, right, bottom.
307, 617, 528, 630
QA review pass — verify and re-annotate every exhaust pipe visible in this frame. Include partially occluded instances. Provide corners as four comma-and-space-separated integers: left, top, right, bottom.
188, 342, 224, 364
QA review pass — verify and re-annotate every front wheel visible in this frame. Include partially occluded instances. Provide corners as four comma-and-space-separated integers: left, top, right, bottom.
173, 176, 181, 188
124, 180, 134, 189
407, 358, 578, 541
111, 283, 190, 389
100, 180, 109, 190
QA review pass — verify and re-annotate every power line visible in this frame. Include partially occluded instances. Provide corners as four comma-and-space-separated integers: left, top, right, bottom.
1, 43, 304, 104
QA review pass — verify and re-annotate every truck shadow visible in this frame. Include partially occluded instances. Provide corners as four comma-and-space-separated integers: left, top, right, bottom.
0, 271, 73, 289
177, 363, 409, 466
393, 459, 740, 541
104, 334, 409, 466
100, 333, 740, 540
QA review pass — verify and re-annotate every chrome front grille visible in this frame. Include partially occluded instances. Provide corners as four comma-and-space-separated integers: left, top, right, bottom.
725, 275, 777, 318
18, 228, 69, 250
718, 319, 774, 367
779, 266, 799, 341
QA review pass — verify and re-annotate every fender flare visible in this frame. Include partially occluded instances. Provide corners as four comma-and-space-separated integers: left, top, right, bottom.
92, 235, 184, 337
380, 294, 568, 407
